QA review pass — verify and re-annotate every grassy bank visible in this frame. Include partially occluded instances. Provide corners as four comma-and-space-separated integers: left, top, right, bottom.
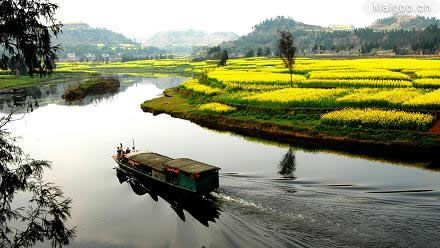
0, 73, 92, 90
0, 59, 195, 91
139, 56, 440, 157
141, 88, 440, 158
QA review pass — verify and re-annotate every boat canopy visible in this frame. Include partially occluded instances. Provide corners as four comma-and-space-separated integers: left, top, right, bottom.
164, 158, 220, 174
126, 151, 172, 172
125, 151, 220, 174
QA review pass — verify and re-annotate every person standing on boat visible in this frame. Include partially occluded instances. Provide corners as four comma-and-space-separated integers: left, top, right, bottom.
125, 147, 131, 154
116, 146, 122, 159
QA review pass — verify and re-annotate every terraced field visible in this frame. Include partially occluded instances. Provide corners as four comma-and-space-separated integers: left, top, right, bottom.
163, 57, 440, 133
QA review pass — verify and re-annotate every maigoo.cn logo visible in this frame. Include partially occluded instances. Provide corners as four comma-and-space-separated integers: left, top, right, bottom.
364, 0, 439, 15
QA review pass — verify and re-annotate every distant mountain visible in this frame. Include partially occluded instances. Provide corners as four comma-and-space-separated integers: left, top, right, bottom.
144, 29, 239, 48
57, 23, 136, 46
370, 15, 440, 30
221, 16, 328, 54
56, 23, 167, 60
221, 15, 440, 56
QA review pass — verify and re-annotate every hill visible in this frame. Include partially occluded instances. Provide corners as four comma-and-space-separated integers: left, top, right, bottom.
370, 15, 440, 30
56, 23, 167, 61
221, 16, 329, 55
221, 16, 440, 56
57, 23, 136, 46
144, 29, 239, 48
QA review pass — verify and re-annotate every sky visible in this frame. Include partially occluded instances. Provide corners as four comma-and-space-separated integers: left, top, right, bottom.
55, 0, 440, 40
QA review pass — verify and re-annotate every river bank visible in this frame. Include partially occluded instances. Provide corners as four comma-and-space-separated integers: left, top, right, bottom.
0, 73, 90, 91
141, 87, 440, 162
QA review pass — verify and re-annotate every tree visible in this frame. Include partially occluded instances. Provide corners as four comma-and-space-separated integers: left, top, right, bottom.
312, 44, 318, 53
207, 46, 221, 58
264, 47, 271, 56
0, 1, 75, 246
218, 50, 228, 66
0, 112, 76, 247
278, 30, 296, 87
245, 49, 254, 58
256, 47, 263, 57
0, 0, 62, 76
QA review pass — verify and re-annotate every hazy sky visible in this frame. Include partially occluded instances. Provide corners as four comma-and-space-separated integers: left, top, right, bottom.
55, 0, 440, 40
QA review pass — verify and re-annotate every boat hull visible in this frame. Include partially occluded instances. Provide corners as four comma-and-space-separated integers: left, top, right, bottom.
113, 157, 217, 196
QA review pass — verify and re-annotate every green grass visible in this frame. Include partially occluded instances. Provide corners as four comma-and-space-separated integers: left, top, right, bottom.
141, 88, 439, 148
0, 75, 51, 89
141, 88, 196, 114
0, 73, 91, 90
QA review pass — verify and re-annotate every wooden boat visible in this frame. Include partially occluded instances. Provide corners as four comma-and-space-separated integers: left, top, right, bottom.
112, 151, 220, 195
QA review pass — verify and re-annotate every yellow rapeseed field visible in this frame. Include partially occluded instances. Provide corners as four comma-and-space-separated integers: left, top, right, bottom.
182, 79, 222, 95
198, 102, 236, 113
242, 88, 347, 107
413, 78, 440, 88
308, 70, 410, 80
298, 79, 413, 88
336, 88, 424, 108
223, 81, 287, 91
415, 70, 440, 78
208, 69, 307, 85
321, 108, 434, 131
404, 89, 440, 109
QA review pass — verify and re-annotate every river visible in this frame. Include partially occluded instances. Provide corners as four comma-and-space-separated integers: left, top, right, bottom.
2, 76, 440, 248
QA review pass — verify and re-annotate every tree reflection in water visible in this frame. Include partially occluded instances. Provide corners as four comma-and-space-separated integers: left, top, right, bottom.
0, 112, 76, 247
115, 168, 222, 227
279, 148, 296, 178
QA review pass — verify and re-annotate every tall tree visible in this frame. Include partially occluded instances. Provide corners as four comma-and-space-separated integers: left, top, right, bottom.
0, 1, 75, 246
256, 47, 263, 56
264, 47, 271, 56
0, 0, 62, 76
278, 30, 296, 87
245, 49, 255, 58
0, 112, 76, 247
218, 50, 229, 66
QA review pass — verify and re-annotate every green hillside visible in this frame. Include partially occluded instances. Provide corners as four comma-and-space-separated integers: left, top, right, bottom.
370, 15, 440, 30
57, 23, 136, 46
221, 16, 440, 56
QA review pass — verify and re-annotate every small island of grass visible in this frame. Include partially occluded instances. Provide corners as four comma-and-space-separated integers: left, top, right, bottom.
62, 76, 120, 101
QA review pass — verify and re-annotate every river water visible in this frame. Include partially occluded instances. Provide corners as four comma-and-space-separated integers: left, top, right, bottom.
2, 77, 440, 248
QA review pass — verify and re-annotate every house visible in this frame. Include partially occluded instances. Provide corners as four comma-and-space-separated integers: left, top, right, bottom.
85, 53, 96, 61
66, 53, 78, 61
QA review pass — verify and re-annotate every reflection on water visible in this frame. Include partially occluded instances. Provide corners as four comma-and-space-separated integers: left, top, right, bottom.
278, 148, 296, 178
0, 76, 184, 113
115, 168, 222, 227
0, 112, 75, 247
3, 76, 440, 248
